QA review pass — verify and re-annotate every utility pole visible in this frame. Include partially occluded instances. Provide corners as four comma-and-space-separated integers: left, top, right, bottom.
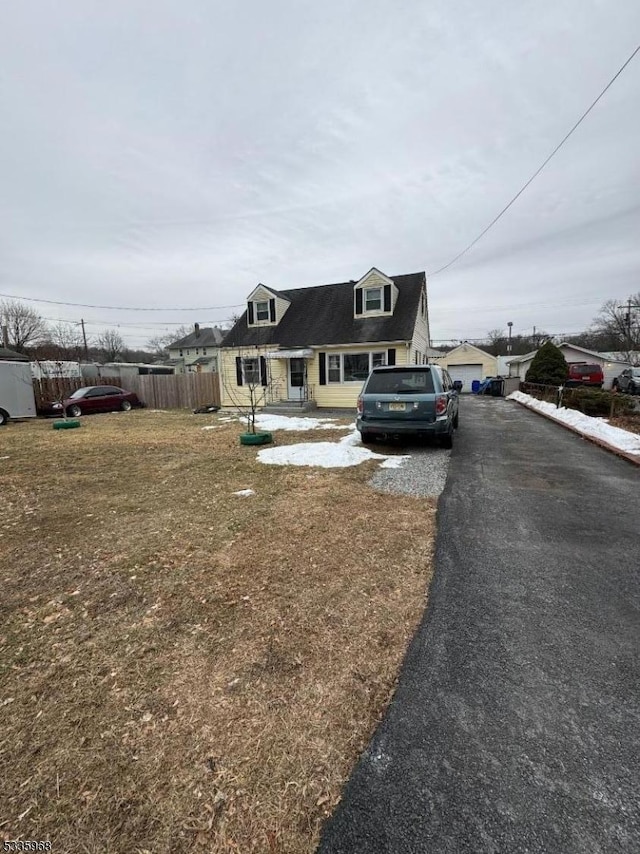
80, 318, 89, 361
623, 298, 640, 355
507, 321, 513, 355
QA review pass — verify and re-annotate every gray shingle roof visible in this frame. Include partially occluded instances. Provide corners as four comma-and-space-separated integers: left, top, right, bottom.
0, 347, 29, 361
222, 272, 425, 349
169, 327, 225, 349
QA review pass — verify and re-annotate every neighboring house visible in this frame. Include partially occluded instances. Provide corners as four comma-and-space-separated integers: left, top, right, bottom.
599, 350, 640, 367
167, 324, 225, 374
507, 343, 630, 389
429, 342, 498, 392
219, 267, 430, 410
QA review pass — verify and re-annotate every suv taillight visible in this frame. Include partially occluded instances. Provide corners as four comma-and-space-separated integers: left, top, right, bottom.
357, 396, 363, 414
435, 395, 447, 416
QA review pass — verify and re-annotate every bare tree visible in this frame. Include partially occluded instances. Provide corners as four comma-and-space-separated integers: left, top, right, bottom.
46, 321, 85, 359
96, 328, 125, 362
222, 346, 273, 434
591, 294, 640, 358
146, 324, 193, 359
484, 328, 506, 356
0, 298, 48, 353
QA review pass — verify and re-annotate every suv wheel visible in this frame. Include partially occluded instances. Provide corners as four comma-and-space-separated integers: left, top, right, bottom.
441, 430, 453, 450
360, 431, 374, 445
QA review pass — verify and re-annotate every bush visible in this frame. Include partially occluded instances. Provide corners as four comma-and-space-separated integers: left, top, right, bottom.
525, 341, 568, 386
562, 388, 635, 417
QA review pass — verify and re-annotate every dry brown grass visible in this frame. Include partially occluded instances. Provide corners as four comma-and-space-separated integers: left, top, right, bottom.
609, 413, 640, 435
0, 410, 436, 852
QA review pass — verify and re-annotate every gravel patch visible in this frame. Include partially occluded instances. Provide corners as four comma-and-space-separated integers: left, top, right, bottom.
370, 445, 451, 498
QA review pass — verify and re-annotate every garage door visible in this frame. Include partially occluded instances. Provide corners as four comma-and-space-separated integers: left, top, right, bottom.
447, 363, 484, 393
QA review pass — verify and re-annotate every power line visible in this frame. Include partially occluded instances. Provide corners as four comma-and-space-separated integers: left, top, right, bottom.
0, 291, 244, 312
428, 43, 640, 277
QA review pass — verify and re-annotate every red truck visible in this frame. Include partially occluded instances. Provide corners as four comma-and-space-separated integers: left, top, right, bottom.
565, 363, 604, 388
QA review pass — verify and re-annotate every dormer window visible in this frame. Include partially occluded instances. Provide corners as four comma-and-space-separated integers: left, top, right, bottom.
248, 292, 281, 326
365, 287, 382, 312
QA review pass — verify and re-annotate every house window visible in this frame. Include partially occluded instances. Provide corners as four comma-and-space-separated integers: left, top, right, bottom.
196, 348, 199, 355
421, 293, 426, 318
256, 300, 269, 321
327, 351, 386, 383
242, 358, 260, 384
187, 349, 190, 355
365, 288, 382, 312
203, 348, 207, 355
179, 349, 183, 357
343, 353, 370, 382
328, 354, 341, 383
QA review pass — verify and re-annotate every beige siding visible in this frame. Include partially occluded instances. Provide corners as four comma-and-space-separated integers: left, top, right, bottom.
409, 281, 430, 363
219, 346, 285, 408
310, 342, 410, 409
222, 341, 415, 410
245, 286, 290, 328
354, 268, 399, 316
274, 294, 290, 323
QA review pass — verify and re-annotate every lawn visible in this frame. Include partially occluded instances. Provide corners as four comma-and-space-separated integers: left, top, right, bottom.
0, 410, 436, 852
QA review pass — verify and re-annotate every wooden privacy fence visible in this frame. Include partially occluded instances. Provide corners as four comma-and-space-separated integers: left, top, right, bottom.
33, 372, 221, 411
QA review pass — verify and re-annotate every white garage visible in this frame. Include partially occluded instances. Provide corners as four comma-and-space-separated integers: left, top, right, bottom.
446, 363, 484, 392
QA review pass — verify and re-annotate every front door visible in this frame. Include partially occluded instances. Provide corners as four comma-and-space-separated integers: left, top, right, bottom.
287, 358, 306, 401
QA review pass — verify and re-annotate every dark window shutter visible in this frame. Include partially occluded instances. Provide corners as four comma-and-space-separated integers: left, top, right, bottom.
355, 289, 363, 315
383, 284, 391, 312
248, 302, 255, 325
260, 356, 267, 387
387, 348, 396, 366
319, 352, 327, 385
269, 298, 276, 322
236, 357, 243, 386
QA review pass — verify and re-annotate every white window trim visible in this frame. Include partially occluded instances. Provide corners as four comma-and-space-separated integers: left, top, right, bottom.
364, 287, 382, 312
327, 351, 387, 383
255, 300, 270, 322
241, 357, 260, 385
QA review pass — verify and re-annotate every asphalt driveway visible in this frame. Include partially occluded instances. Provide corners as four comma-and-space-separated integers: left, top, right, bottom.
319, 396, 639, 853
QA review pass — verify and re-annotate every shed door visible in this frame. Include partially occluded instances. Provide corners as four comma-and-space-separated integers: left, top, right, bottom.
447, 363, 483, 393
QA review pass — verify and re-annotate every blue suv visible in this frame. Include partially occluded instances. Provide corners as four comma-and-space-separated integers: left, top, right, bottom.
356, 364, 459, 448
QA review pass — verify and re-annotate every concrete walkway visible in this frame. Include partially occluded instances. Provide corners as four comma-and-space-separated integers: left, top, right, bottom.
319, 396, 640, 853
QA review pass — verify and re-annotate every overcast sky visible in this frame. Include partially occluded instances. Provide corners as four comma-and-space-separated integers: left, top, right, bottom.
1, 0, 639, 348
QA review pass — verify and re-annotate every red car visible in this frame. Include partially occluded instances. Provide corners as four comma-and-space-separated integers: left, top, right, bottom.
42, 385, 141, 417
565, 363, 604, 388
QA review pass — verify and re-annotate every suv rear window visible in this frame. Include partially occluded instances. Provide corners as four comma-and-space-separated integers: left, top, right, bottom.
365, 368, 435, 394
571, 364, 600, 375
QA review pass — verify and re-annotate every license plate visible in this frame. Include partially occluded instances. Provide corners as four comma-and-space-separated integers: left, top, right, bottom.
388, 402, 406, 412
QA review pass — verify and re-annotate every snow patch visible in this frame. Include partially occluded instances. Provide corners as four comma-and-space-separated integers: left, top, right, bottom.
508, 391, 640, 455
254, 414, 352, 432
201, 425, 222, 430
233, 489, 256, 497
257, 429, 410, 469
